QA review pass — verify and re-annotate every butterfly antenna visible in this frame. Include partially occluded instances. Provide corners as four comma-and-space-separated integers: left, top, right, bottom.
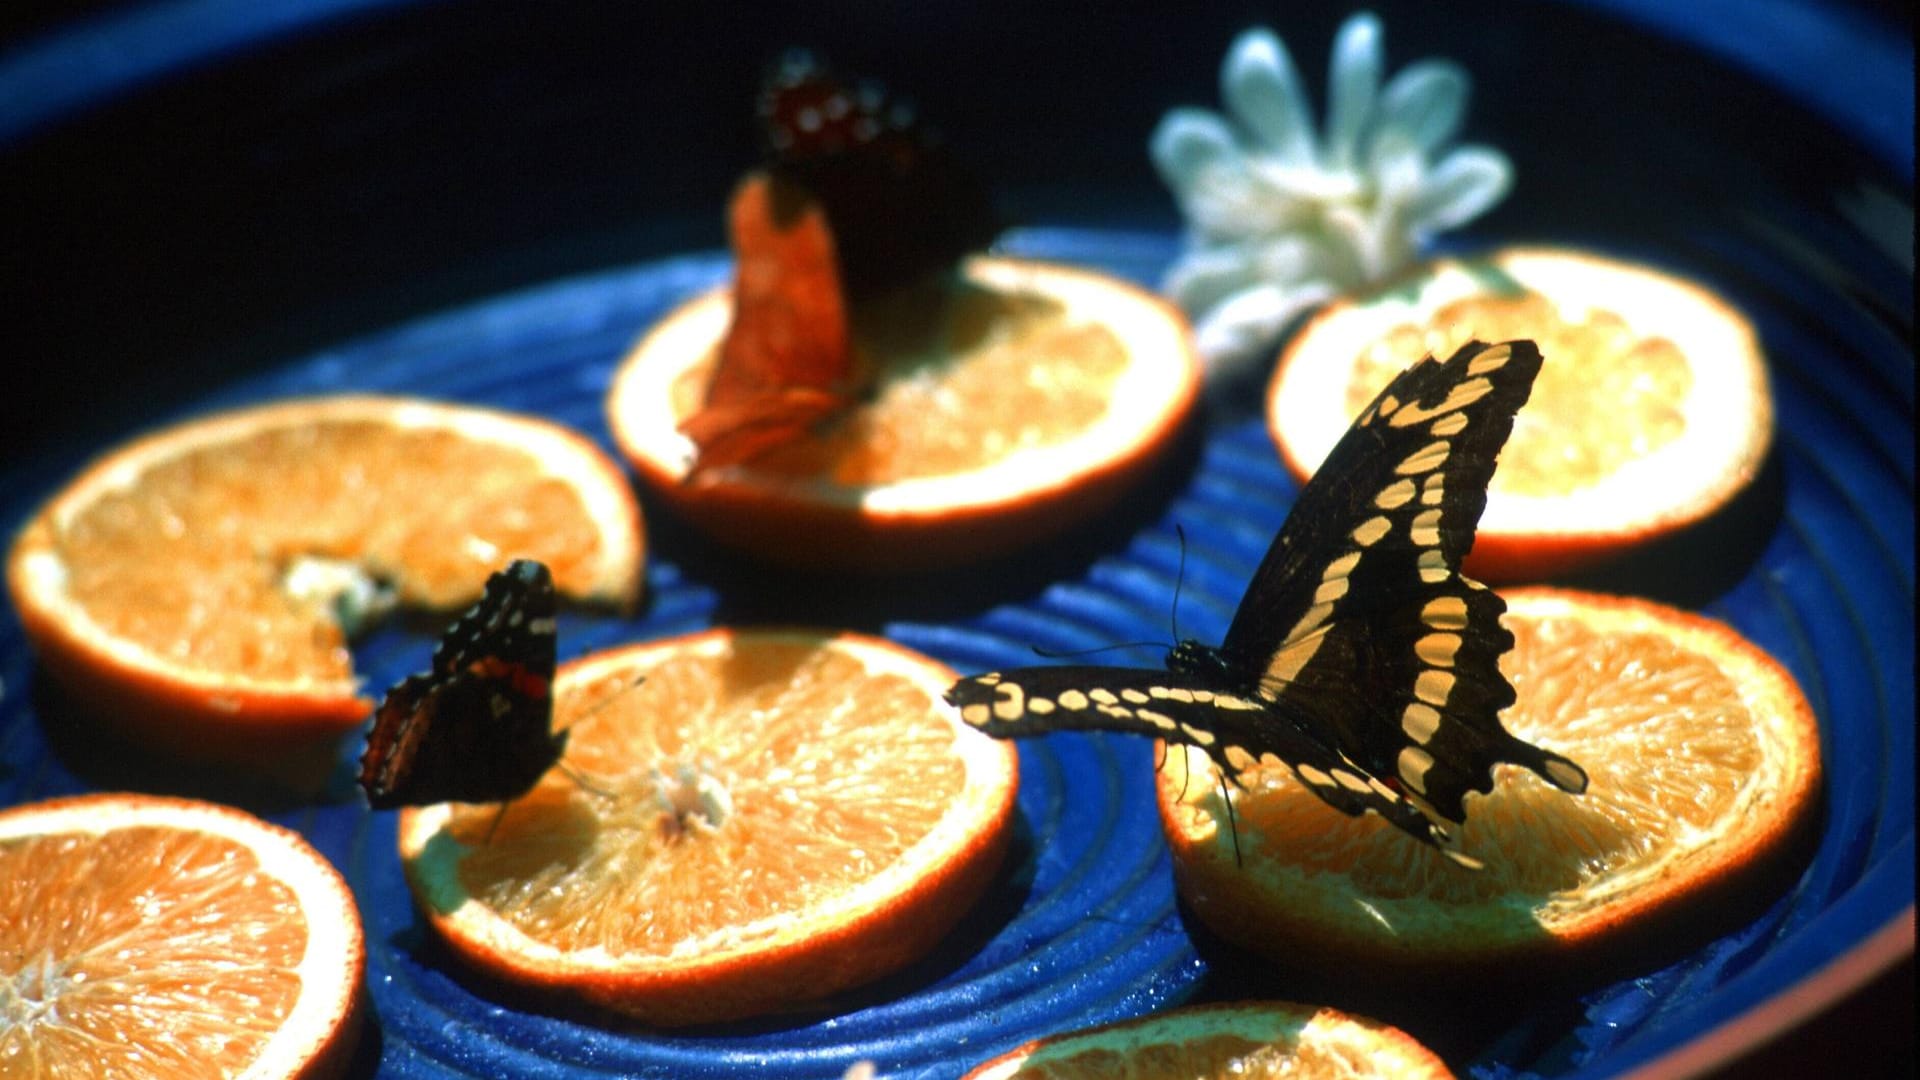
1030, 640, 1167, 660
563, 675, 646, 735
1170, 523, 1187, 643
556, 760, 617, 801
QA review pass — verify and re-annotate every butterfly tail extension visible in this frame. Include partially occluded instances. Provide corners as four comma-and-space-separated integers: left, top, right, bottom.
1513, 738, 1591, 795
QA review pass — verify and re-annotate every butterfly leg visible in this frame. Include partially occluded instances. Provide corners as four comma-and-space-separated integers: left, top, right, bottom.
482, 801, 512, 846
1216, 771, 1244, 868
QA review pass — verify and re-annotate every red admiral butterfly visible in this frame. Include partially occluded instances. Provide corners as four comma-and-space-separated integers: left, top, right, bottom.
358, 559, 566, 809
679, 50, 999, 472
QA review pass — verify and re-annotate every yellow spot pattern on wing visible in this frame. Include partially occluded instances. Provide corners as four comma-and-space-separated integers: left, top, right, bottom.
1388, 376, 1493, 428
1375, 478, 1417, 509
1410, 508, 1444, 548
1416, 633, 1462, 667
1467, 342, 1513, 374
1414, 669, 1455, 706
1398, 746, 1437, 794
1352, 516, 1392, 547
991, 682, 1026, 721
1397, 440, 1452, 475
1422, 596, 1469, 629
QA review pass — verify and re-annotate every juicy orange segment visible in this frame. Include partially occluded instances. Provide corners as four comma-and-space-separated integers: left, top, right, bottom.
610, 257, 1198, 571
1347, 292, 1693, 497
5, 395, 644, 776
962, 1002, 1454, 1080
397, 629, 1018, 1026
1158, 589, 1821, 979
0, 794, 364, 1079
1271, 248, 1773, 580
672, 280, 1131, 484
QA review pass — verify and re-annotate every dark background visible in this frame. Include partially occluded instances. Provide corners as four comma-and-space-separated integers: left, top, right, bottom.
2, 1, 1910, 463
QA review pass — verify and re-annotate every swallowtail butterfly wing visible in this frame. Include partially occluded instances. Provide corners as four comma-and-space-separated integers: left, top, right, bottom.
946, 340, 1588, 866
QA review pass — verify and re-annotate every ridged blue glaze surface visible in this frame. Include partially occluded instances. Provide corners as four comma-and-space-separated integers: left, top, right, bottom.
0, 221, 1909, 1078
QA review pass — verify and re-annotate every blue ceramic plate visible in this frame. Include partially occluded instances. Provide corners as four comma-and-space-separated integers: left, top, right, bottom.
1, 3, 1910, 1078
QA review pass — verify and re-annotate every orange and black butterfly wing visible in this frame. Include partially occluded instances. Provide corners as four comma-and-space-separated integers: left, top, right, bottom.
681, 52, 998, 473
680, 170, 855, 471
358, 559, 565, 809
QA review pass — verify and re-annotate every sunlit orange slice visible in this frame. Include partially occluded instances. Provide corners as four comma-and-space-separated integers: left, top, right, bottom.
1159, 588, 1821, 983
609, 258, 1199, 572
1269, 248, 1773, 580
6, 396, 644, 779
396, 628, 1018, 1026
0, 793, 364, 1079
961, 1001, 1454, 1079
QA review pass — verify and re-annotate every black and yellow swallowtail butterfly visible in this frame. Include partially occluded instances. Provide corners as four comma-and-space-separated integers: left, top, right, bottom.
945, 339, 1588, 867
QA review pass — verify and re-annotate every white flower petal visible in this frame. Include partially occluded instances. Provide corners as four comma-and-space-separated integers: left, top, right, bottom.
1149, 108, 1244, 198
1323, 12, 1383, 172
1251, 233, 1336, 285
1368, 133, 1428, 202
1163, 244, 1261, 312
1221, 27, 1317, 167
1149, 13, 1515, 381
1193, 281, 1338, 365
1408, 146, 1513, 232
1317, 203, 1386, 284
1375, 60, 1468, 155
1183, 170, 1278, 242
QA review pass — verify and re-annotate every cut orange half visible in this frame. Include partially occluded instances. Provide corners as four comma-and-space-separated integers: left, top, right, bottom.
608, 257, 1200, 572
0, 793, 365, 1079
1158, 588, 1821, 983
396, 628, 1018, 1026
1269, 248, 1773, 580
961, 1001, 1454, 1079
7, 395, 644, 778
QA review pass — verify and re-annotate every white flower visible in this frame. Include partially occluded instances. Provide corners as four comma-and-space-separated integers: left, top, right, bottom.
1152, 14, 1513, 369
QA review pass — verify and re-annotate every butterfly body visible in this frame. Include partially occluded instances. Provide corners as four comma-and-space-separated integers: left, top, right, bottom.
358, 559, 565, 809
948, 340, 1587, 864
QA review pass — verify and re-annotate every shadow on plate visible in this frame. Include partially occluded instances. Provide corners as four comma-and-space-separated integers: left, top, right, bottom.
28, 674, 358, 814
1555, 446, 1787, 607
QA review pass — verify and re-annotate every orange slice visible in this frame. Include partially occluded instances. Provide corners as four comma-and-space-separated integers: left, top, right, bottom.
6, 395, 644, 778
608, 257, 1199, 572
395, 628, 1018, 1025
0, 793, 365, 1079
1269, 248, 1773, 580
961, 1001, 1454, 1079
1158, 588, 1821, 983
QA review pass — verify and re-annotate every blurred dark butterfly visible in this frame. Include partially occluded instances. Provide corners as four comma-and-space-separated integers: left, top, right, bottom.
755, 49, 998, 298
947, 340, 1588, 867
358, 559, 565, 809
680, 50, 999, 473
